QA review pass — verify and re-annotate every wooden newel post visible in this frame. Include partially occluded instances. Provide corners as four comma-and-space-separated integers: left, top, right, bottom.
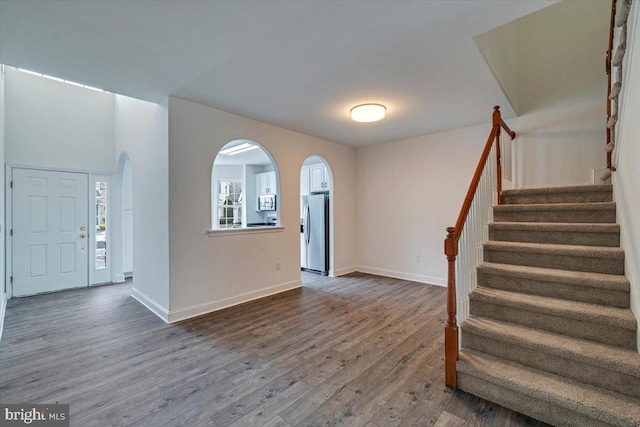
444, 226, 458, 388
493, 106, 502, 205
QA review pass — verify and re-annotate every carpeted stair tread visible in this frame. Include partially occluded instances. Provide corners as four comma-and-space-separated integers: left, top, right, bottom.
494, 201, 616, 213
502, 184, 612, 196
463, 316, 640, 378
477, 262, 629, 292
488, 222, 620, 233
457, 349, 640, 426
493, 201, 617, 224
469, 287, 636, 331
484, 241, 624, 259
488, 222, 620, 247
501, 185, 613, 205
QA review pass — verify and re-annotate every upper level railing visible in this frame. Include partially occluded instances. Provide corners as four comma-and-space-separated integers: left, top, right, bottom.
443, 106, 515, 389
604, 0, 632, 181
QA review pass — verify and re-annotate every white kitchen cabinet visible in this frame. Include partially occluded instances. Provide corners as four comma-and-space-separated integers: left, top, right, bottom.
309, 164, 328, 192
256, 171, 276, 195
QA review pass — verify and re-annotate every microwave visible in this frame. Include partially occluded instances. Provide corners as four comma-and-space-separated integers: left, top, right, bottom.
258, 194, 276, 211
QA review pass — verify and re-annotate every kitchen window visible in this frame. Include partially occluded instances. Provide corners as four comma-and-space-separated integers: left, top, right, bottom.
217, 180, 243, 229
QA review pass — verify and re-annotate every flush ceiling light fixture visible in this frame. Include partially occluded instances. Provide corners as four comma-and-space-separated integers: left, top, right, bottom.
220, 142, 259, 156
350, 103, 386, 122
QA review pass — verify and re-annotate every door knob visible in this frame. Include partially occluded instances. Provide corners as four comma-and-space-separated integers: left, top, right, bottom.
80, 226, 86, 231
80, 234, 86, 238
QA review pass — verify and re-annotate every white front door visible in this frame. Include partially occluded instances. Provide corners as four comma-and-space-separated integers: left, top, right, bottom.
13, 168, 89, 296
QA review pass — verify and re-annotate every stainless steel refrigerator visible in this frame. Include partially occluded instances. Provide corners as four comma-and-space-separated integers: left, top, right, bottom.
301, 192, 329, 275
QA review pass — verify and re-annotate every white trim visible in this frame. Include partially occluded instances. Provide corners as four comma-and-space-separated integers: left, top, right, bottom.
114, 152, 128, 286
168, 279, 302, 323
206, 226, 285, 237
612, 178, 640, 353
130, 287, 170, 323
332, 266, 357, 277
0, 296, 6, 342
6, 163, 112, 175
356, 265, 446, 287
613, 0, 639, 168
5, 167, 12, 298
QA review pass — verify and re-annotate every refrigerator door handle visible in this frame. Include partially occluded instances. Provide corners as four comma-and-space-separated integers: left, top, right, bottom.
305, 204, 311, 245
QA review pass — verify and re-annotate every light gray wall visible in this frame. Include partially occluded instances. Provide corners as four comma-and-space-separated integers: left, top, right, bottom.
5, 67, 115, 172
475, 0, 609, 188
508, 99, 605, 188
168, 96, 356, 321
356, 121, 489, 286
114, 94, 170, 319
475, 19, 520, 114
613, 0, 640, 351
355, 97, 610, 289
516, 0, 609, 115
0, 67, 6, 339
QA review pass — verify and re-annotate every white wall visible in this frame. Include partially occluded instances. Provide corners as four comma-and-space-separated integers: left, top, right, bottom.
4, 67, 115, 172
613, 0, 640, 351
355, 102, 607, 285
515, 1, 608, 188
0, 66, 6, 340
122, 157, 134, 276
475, 0, 609, 188
356, 122, 488, 286
114, 95, 170, 320
517, 0, 609, 115
475, 20, 520, 114
509, 99, 605, 188
168, 97, 356, 322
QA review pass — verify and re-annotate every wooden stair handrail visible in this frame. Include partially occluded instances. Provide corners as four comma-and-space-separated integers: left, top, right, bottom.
605, 0, 616, 171
444, 106, 516, 389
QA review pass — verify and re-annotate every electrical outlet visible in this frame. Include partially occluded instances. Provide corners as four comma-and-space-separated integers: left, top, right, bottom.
276, 262, 281, 270
414, 253, 420, 262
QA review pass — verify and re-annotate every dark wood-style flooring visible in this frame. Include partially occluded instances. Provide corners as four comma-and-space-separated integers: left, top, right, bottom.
0, 272, 546, 426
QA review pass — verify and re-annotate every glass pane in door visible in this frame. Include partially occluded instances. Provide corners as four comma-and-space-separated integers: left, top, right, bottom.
95, 181, 107, 269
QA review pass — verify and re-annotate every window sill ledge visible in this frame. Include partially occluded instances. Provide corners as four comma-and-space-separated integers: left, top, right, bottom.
206, 226, 285, 237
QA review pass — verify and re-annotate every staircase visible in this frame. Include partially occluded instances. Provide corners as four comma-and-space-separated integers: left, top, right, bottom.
456, 184, 640, 426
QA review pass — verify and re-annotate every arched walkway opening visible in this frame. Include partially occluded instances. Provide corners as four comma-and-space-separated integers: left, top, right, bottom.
300, 155, 334, 278
211, 140, 280, 229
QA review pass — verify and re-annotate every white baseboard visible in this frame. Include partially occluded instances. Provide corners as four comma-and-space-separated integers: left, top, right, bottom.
167, 279, 302, 323
613, 179, 640, 352
332, 266, 357, 277
355, 265, 446, 287
131, 287, 170, 323
0, 295, 6, 343
114, 274, 126, 283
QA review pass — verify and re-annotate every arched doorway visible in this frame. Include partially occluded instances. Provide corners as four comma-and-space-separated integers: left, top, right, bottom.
300, 155, 334, 277
115, 152, 133, 282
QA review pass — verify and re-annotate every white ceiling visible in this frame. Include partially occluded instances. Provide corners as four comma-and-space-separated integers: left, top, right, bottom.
213, 140, 272, 166
0, 0, 555, 147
